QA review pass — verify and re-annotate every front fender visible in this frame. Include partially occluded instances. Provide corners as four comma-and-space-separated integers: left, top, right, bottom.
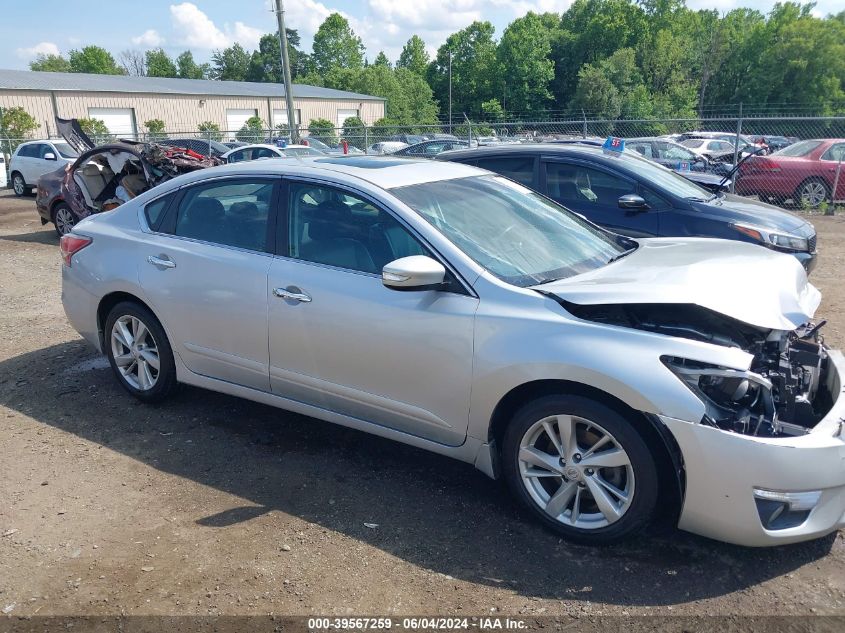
467, 295, 752, 441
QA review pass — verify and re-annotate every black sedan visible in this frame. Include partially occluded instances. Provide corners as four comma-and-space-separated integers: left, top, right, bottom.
436, 144, 817, 272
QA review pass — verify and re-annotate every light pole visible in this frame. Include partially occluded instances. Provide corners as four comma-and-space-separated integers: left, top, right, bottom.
448, 50, 452, 134
274, 0, 299, 143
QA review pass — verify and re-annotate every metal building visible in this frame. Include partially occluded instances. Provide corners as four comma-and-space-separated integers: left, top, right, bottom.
0, 69, 386, 139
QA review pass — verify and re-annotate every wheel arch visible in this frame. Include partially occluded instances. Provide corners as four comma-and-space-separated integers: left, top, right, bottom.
488, 379, 684, 522
794, 175, 831, 202
97, 291, 158, 349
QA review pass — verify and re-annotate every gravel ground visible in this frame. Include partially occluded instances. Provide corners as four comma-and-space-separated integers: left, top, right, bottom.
1, 189, 844, 620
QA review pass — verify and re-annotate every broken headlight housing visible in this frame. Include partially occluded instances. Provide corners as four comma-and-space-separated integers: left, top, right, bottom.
663, 357, 775, 435
732, 222, 809, 252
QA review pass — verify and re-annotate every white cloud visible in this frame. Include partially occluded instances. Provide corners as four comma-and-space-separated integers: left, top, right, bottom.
169, 2, 263, 50
368, 0, 483, 30
132, 29, 164, 47
15, 41, 60, 60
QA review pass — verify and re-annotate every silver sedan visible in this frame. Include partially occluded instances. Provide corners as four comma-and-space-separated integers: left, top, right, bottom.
60, 156, 845, 546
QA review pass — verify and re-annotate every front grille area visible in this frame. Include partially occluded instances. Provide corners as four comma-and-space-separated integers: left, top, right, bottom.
809, 234, 817, 253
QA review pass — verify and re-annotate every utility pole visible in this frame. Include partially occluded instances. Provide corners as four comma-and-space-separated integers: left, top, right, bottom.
448, 51, 452, 134
274, 0, 299, 143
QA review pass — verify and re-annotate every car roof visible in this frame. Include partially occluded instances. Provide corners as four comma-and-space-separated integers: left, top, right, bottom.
155, 155, 486, 191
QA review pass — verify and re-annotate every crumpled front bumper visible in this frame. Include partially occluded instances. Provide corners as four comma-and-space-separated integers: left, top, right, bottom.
660, 349, 845, 547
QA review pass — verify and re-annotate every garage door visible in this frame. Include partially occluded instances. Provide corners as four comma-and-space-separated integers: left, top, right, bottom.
88, 108, 136, 136
226, 109, 258, 137
272, 109, 301, 127
337, 109, 359, 128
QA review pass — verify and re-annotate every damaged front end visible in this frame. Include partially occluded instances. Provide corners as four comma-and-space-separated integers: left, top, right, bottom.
562, 301, 834, 438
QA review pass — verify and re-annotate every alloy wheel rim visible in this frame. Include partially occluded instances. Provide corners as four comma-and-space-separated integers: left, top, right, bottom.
13, 176, 24, 195
110, 315, 160, 391
518, 414, 635, 529
801, 182, 826, 207
55, 208, 75, 235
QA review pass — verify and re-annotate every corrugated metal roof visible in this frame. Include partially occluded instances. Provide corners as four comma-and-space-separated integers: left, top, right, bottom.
0, 69, 385, 101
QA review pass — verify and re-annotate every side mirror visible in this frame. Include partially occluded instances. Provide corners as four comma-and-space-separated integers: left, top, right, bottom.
618, 194, 649, 210
382, 256, 446, 291
43, 152, 57, 161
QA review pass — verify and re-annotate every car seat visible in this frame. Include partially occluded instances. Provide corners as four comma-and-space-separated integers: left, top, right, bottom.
178, 197, 227, 244
300, 201, 376, 273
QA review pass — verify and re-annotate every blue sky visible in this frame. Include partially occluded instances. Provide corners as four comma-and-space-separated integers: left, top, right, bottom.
5, 0, 845, 71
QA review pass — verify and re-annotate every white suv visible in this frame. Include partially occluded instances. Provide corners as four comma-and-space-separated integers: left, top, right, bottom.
9, 140, 78, 196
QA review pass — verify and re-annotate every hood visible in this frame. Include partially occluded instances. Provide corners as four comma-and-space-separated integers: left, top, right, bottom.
692, 194, 813, 235
534, 238, 820, 331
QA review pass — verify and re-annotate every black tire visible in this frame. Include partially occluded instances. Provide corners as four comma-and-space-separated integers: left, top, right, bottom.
795, 178, 830, 209
52, 203, 77, 237
502, 394, 658, 545
11, 172, 28, 197
104, 301, 177, 403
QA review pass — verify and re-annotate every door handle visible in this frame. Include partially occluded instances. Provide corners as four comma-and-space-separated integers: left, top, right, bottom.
273, 287, 311, 303
147, 255, 176, 269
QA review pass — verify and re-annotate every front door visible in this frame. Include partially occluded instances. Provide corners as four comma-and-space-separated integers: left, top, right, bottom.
138, 177, 279, 391
267, 180, 477, 446
542, 160, 659, 237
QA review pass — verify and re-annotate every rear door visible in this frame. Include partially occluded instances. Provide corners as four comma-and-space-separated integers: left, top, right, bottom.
138, 177, 279, 391
541, 159, 659, 236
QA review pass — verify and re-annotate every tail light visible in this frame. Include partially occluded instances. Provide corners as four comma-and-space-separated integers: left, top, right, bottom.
743, 156, 781, 174
60, 234, 92, 267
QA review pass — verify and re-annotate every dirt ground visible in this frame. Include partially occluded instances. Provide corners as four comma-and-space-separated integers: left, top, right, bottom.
1, 188, 844, 620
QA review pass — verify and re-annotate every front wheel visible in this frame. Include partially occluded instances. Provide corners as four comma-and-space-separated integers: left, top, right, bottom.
105, 302, 177, 403
502, 395, 658, 544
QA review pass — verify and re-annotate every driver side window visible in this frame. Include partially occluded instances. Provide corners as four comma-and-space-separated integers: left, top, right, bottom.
286, 183, 428, 274
545, 162, 635, 207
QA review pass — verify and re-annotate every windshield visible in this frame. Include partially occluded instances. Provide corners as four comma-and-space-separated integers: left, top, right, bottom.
54, 142, 79, 158
305, 138, 332, 151
391, 175, 625, 286
774, 140, 822, 157
283, 147, 324, 156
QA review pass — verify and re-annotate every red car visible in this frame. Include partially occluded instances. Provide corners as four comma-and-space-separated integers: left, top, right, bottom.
736, 138, 845, 208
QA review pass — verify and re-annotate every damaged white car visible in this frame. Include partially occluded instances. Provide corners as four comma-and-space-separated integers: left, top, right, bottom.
60, 158, 845, 546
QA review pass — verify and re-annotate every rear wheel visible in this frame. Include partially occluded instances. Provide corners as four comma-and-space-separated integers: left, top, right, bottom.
105, 302, 177, 403
11, 172, 27, 196
52, 203, 76, 236
502, 394, 658, 544
796, 178, 829, 209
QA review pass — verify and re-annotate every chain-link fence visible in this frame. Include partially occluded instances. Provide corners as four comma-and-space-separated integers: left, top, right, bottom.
3, 114, 843, 211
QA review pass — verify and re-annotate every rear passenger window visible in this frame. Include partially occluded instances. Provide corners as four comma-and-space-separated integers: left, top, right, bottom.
172, 179, 274, 252
474, 156, 536, 187
144, 194, 173, 230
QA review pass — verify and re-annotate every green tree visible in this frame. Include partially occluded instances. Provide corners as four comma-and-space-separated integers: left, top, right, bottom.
68, 46, 124, 75
144, 119, 167, 140
0, 107, 40, 154
397, 35, 429, 76
312, 13, 365, 74
428, 21, 500, 119
497, 12, 555, 114
235, 116, 266, 143
307, 117, 338, 146
145, 48, 178, 78
176, 51, 208, 79
341, 116, 366, 148
373, 51, 390, 68
480, 98, 505, 121
197, 121, 223, 141
211, 43, 251, 81
30, 54, 71, 72
246, 31, 311, 82
77, 118, 111, 144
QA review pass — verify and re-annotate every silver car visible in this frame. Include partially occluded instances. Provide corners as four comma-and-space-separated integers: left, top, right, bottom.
60, 157, 845, 546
